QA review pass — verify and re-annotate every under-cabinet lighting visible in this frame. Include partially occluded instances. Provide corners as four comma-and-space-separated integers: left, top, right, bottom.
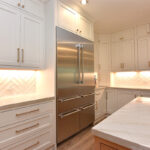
81, 0, 88, 5
139, 71, 150, 78
115, 72, 137, 78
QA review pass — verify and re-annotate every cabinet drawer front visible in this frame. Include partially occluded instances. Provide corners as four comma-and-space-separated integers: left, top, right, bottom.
0, 102, 52, 127
0, 0, 20, 8
5, 130, 52, 150
0, 114, 51, 143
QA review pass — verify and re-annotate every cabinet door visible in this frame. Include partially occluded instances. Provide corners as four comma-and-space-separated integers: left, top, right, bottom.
58, 2, 78, 34
111, 42, 121, 71
137, 37, 150, 70
21, 14, 43, 68
0, 0, 21, 7
21, 0, 44, 18
0, 4, 20, 67
99, 41, 111, 71
78, 15, 92, 40
107, 89, 118, 114
122, 40, 135, 71
95, 89, 107, 120
117, 89, 136, 109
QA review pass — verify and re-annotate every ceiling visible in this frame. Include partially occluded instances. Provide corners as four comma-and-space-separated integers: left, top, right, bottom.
62, 0, 150, 34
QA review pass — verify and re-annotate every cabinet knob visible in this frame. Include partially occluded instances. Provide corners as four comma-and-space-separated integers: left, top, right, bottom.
80, 30, 82, 33
18, 3, 21, 7
22, 5, 25, 8
76, 29, 79, 32
120, 37, 124, 40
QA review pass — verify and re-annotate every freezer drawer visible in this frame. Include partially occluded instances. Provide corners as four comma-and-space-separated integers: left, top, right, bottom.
57, 109, 80, 143
79, 104, 94, 130
57, 96, 82, 114
80, 93, 95, 106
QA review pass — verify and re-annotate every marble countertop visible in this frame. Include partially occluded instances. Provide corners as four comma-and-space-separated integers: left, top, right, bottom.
0, 94, 55, 111
96, 85, 150, 91
92, 97, 150, 150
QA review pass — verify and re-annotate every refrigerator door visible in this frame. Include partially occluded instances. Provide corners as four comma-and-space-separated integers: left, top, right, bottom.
79, 39, 95, 95
56, 27, 81, 100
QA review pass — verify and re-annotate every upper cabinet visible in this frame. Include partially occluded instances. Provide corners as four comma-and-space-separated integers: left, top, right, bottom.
136, 24, 150, 70
0, 0, 44, 69
58, 2, 94, 41
111, 29, 135, 72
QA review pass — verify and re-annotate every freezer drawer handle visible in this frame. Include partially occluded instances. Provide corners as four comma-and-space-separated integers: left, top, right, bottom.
82, 93, 95, 98
59, 109, 80, 119
81, 104, 95, 110
58, 96, 81, 103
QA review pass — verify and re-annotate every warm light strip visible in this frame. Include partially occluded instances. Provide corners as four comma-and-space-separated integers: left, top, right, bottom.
114, 72, 137, 78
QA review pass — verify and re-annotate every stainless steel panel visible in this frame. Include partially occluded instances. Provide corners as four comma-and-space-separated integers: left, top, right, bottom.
79, 104, 95, 130
56, 27, 82, 100
57, 109, 80, 143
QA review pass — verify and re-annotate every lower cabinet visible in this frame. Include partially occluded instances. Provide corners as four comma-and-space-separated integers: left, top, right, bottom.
0, 100, 56, 150
95, 88, 107, 121
106, 88, 141, 114
94, 137, 130, 150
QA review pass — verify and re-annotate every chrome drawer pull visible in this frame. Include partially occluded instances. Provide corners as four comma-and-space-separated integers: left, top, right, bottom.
81, 104, 95, 110
16, 108, 40, 117
24, 141, 40, 150
58, 96, 81, 103
16, 123, 39, 134
59, 109, 80, 119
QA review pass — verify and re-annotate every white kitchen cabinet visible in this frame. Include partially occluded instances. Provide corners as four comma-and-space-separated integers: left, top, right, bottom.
58, 1, 94, 41
99, 41, 111, 71
21, 14, 44, 68
137, 37, 150, 70
117, 89, 139, 109
58, 2, 78, 34
95, 88, 107, 121
111, 39, 135, 72
136, 24, 150, 38
0, 1, 44, 69
0, 3, 20, 67
106, 88, 118, 114
78, 15, 94, 40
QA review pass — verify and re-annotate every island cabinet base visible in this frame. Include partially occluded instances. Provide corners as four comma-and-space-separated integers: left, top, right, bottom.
94, 137, 131, 150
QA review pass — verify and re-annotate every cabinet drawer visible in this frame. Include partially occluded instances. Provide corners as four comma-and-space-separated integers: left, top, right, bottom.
4, 129, 52, 150
0, 102, 52, 127
0, 114, 51, 143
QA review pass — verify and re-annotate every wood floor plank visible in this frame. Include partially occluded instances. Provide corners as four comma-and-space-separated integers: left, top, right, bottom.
58, 127, 94, 150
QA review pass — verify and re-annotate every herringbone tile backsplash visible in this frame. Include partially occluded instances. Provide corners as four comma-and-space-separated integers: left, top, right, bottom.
0, 70, 36, 97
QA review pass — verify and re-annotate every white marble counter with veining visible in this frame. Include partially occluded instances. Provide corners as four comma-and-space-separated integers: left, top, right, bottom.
0, 94, 55, 111
92, 97, 150, 150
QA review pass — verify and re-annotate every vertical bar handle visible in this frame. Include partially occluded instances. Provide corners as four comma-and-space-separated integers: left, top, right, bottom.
81, 45, 84, 84
17, 48, 20, 63
22, 49, 24, 63
76, 44, 81, 84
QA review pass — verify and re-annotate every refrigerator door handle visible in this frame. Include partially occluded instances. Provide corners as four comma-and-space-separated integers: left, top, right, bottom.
81, 45, 84, 84
58, 109, 81, 119
76, 44, 81, 84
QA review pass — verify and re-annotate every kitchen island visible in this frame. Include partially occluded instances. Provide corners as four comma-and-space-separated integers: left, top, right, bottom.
92, 97, 150, 150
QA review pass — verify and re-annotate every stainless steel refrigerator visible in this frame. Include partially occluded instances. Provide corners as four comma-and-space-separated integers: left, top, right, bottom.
56, 27, 95, 144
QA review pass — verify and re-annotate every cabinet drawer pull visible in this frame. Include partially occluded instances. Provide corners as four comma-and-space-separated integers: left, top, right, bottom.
22, 5, 25, 8
17, 48, 20, 63
22, 49, 24, 63
24, 141, 40, 150
16, 123, 39, 134
16, 108, 40, 117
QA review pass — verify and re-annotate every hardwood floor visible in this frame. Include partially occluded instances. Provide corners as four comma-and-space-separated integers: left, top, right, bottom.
57, 126, 95, 150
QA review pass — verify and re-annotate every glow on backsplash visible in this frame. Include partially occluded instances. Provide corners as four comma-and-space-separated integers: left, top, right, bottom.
0, 70, 36, 97
111, 71, 150, 88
